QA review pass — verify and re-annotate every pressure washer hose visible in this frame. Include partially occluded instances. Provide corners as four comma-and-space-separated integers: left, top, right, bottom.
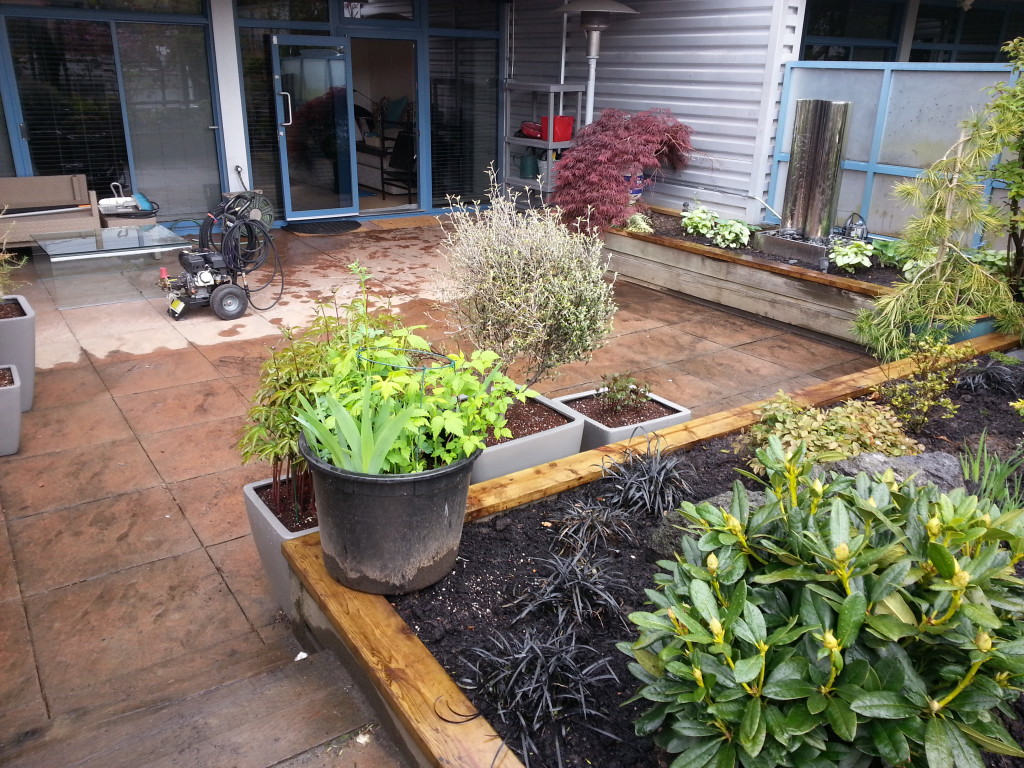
198, 204, 286, 311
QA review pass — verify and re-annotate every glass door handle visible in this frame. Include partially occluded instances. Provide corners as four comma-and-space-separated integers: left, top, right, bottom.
278, 91, 293, 126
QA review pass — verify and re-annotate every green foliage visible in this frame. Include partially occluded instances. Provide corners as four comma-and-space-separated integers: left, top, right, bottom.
298, 346, 527, 475
597, 372, 650, 414
873, 237, 905, 269
828, 239, 873, 273
680, 205, 719, 237
983, 38, 1024, 297
619, 437, 1024, 768
853, 61, 1024, 359
237, 264, 407, 516
442, 170, 617, 387
877, 335, 974, 432
747, 392, 922, 473
680, 205, 758, 249
960, 432, 1024, 512
712, 218, 757, 250
853, 250, 1024, 361
624, 213, 655, 234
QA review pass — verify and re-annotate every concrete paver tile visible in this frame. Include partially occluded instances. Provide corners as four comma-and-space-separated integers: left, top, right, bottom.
94, 347, 221, 396
18, 396, 133, 458
208, 534, 279, 630
168, 464, 270, 547
0, 600, 46, 742
32, 365, 108, 410
9, 487, 201, 595
138, 414, 248, 484
0, 437, 161, 519
115, 378, 249, 436
25, 548, 253, 714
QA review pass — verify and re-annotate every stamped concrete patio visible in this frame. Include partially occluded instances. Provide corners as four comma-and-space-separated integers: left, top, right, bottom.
0, 219, 874, 766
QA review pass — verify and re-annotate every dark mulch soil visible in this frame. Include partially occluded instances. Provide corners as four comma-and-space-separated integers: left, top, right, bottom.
562, 392, 677, 429
646, 211, 904, 288
486, 398, 570, 447
0, 300, 26, 320
389, 360, 1024, 768
0, 367, 13, 387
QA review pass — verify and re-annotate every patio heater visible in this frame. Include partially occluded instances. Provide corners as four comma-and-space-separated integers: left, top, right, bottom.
555, 0, 637, 125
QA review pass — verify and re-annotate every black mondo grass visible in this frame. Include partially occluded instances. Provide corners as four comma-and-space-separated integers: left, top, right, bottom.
551, 500, 637, 556
598, 440, 691, 518
459, 629, 619, 768
511, 551, 629, 630
955, 354, 1024, 396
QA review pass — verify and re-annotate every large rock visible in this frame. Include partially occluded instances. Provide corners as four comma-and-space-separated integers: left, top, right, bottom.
825, 452, 964, 492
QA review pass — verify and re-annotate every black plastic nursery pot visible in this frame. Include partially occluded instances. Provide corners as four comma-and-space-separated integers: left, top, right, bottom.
298, 434, 479, 595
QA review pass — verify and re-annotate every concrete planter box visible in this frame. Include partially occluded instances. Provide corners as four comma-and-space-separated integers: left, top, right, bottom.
603, 228, 887, 343
243, 479, 318, 624
0, 295, 35, 411
0, 364, 21, 456
556, 388, 692, 451
470, 394, 584, 484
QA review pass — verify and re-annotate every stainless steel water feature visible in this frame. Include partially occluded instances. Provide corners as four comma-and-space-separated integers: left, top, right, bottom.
781, 99, 851, 243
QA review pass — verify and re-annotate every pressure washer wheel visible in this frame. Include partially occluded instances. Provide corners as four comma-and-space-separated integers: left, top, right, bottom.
210, 283, 248, 320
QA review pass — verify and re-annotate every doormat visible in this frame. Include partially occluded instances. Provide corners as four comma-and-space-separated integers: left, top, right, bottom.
367, 215, 440, 230
282, 220, 361, 236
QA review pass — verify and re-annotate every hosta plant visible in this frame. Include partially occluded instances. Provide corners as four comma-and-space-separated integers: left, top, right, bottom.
680, 205, 719, 238
829, 239, 874, 273
619, 437, 1024, 768
712, 218, 757, 250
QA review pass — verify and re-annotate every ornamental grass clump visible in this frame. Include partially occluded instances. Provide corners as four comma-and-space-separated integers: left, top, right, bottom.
619, 436, 1024, 768
442, 172, 616, 387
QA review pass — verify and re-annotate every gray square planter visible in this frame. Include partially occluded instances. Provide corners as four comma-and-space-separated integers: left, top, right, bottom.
0, 364, 21, 456
470, 395, 585, 484
244, 479, 318, 623
0, 295, 35, 412
556, 389, 692, 451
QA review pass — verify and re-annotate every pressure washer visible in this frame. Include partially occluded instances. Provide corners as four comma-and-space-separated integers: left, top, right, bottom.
159, 191, 284, 320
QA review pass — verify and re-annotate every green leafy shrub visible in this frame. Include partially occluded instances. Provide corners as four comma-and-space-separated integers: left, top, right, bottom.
828, 239, 873, 273
877, 335, 973, 432
680, 205, 757, 249
747, 391, 921, 472
598, 372, 651, 414
680, 205, 718, 237
238, 264, 410, 519
619, 437, 1024, 768
296, 345, 527, 474
712, 218, 757, 250
442, 170, 617, 387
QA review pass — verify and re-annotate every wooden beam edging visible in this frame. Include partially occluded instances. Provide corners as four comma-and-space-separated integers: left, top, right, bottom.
283, 533, 525, 768
283, 332, 1017, 768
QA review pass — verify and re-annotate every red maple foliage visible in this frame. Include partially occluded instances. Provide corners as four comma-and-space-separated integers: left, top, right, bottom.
551, 108, 692, 232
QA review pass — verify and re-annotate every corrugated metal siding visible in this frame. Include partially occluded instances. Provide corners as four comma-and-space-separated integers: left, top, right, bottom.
509, 0, 800, 221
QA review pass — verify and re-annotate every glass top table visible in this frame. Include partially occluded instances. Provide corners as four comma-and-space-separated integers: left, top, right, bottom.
32, 224, 191, 310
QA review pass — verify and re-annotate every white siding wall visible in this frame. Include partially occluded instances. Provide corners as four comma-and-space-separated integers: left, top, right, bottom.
509, 0, 803, 222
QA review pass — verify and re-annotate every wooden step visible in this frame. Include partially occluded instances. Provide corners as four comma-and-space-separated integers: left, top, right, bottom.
1, 651, 409, 768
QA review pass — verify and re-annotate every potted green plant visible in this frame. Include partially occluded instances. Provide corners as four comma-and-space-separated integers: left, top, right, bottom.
555, 373, 691, 451
0, 363, 21, 456
551, 108, 693, 233
238, 264, 423, 615
0, 244, 34, 412
442, 170, 617, 482
294, 343, 524, 594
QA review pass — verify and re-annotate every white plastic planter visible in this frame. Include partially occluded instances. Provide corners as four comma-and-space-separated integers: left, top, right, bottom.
556, 388, 692, 451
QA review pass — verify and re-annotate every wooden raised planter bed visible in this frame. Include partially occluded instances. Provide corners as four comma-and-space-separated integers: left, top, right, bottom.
283, 332, 1017, 768
603, 208, 891, 343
